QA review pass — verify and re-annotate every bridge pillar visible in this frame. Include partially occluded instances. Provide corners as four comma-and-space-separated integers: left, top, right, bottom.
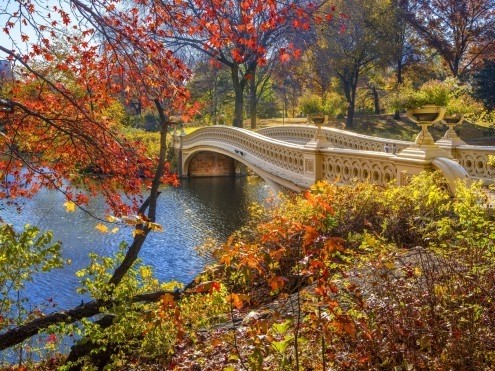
393, 158, 432, 186
302, 150, 325, 186
436, 136, 466, 159
173, 131, 184, 177
394, 140, 452, 185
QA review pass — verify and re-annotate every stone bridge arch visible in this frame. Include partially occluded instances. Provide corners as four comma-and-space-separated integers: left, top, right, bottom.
181, 146, 304, 192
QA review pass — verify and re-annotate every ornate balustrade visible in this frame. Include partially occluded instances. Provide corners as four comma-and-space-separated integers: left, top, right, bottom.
320, 149, 397, 185
175, 126, 468, 192
452, 146, 495, 182
258, 125, 411, 152
260, 125, 495, 183
179, 126, 309, 190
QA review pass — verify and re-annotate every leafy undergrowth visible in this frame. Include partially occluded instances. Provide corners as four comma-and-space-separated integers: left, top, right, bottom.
166, 173, 495, 370
3, 173, 494, 370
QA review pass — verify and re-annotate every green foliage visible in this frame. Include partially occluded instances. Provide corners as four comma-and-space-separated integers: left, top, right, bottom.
298, 92, 346, 116
299, 93, 325, 115
120, 127, 161, 158
123, 111, 161, 131
0, 224, 64, 325
0, 224, 65, 364
58, 243, 230, 369
400, 78, 486, 120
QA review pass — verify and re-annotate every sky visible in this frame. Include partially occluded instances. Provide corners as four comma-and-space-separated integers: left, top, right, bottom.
0, 0, 74, 58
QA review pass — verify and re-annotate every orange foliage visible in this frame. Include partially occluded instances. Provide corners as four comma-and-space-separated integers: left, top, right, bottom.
0, 0, 193, 215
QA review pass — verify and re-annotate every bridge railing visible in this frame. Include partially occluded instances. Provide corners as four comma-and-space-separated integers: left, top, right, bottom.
176, 126, 465, 192
320, 149, 398, 185
258, 125, 411, 152
259, 124, 495, 183
452, 146, 495, 182
179, 126, 313, 189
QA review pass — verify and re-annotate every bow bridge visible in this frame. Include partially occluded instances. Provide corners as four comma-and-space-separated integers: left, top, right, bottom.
173, 125, 494, 193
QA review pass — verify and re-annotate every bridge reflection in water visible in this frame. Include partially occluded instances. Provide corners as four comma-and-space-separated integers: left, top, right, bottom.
174, 125, 495, 194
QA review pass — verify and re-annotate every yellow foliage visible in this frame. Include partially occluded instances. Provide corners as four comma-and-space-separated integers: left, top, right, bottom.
63, 201, 76, 212
95, 223, 109, 233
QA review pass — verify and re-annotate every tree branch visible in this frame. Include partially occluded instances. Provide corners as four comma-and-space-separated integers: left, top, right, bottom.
0, 289, 183, 351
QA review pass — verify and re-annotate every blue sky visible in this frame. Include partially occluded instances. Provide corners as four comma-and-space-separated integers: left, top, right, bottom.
1, 0, 73, 57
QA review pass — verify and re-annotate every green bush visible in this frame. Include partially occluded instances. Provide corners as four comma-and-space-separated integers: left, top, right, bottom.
400, 78, 486, 121
299, 92, 347, 116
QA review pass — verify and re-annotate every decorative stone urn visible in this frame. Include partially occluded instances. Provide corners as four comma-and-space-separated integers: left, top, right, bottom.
307, 113, 328, 131
406, 105, 446, 146
441, 114, 464, 140
398, 104, 451, 161
306, 113, 330, 149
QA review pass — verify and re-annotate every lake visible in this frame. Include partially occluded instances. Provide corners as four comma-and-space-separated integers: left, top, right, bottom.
0, 176, 273, 310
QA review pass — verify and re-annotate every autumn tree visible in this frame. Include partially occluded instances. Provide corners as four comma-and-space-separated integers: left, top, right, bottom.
0, 0, 195, 363
312, 0, 396, 128
145, 0, 327, 128
406, 0, 495, 78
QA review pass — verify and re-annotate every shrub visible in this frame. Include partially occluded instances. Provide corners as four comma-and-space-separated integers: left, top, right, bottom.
214, 173, 495, 370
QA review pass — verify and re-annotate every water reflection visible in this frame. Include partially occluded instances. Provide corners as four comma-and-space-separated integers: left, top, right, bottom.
0, 176, 272, 309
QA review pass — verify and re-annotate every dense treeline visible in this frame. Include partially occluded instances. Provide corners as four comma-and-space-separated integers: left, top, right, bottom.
177, 0, 495, 129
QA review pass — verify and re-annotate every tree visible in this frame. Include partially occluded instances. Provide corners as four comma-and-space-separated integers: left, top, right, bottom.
147, 0, 326, 127
0, 0, 195, 364
389, 0, 421, 118
407, 0, 495, 78
188, 59, 233, 125
313, 0, 396, 128
472, 58, 495, 110
273, 68, 303, 118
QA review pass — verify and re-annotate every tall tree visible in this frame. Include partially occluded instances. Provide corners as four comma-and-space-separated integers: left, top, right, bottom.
0, 0, 194, 362
188, 59, 233, 125
146, 0, 326, 127
472, 58, 495, 110
390, 0, 419, 118
313, 0, 396, 128
407, 0, 495, 78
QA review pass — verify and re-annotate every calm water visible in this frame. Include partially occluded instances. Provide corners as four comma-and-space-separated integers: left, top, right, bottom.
0, 176, 272, 310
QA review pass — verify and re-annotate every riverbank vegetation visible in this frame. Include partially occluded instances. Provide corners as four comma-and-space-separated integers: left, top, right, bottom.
168, 173, 495, 370
2, 173, 494, 370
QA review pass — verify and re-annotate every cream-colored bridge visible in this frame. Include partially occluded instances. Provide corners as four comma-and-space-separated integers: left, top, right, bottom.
173, 125, 494, 193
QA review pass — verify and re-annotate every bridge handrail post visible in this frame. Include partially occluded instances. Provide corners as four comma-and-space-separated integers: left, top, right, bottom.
392, 156, 433, 186
301, 150, 325, 186
173, 130, 184, 177
303, 137, 328, 185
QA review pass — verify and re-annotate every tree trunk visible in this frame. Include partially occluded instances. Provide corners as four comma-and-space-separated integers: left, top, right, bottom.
213, 72, 219, 125
345, 73, 359, 129
372, 86, 380, 114
394, 57, 403, 120
249, 71, 257, 129
0, 290, 182, 351
341, 75, 357, 129
0, 100, 177, 362
231, 65, 244, 128
106, 99, 167, 289
346, 100, 355, 129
